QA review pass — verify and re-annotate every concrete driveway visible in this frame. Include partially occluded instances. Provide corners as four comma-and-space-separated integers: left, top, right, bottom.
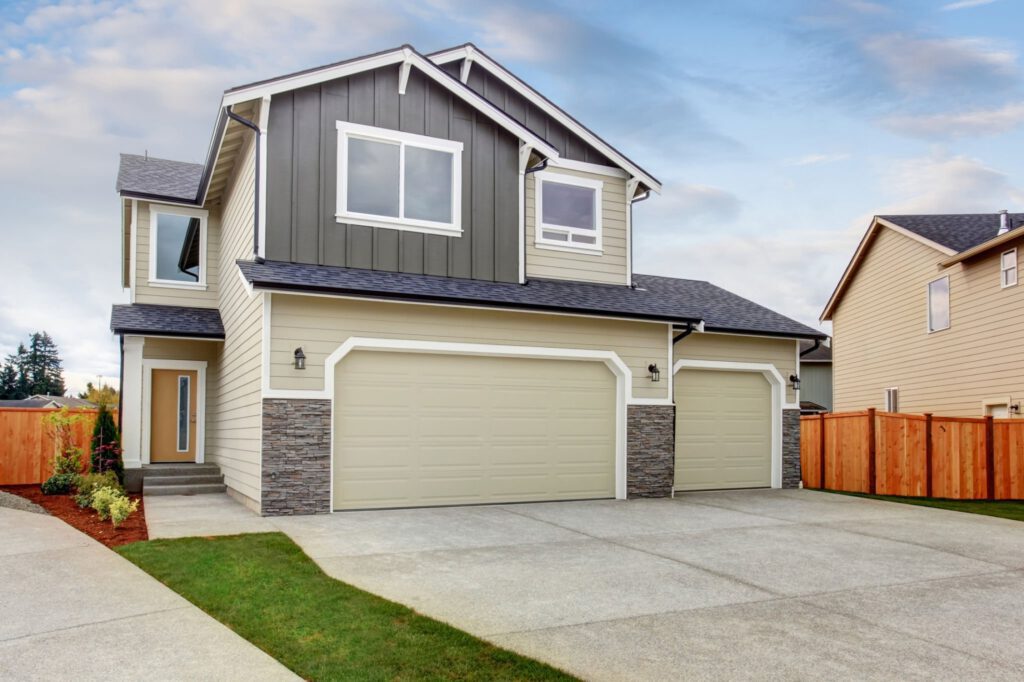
273, 489, 1024, 681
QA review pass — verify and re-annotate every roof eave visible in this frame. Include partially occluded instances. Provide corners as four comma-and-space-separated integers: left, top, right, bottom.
111, 327, 225, 340
702, 325, 828, 341
938, 224, 1024, 267
118, 190, 201, 207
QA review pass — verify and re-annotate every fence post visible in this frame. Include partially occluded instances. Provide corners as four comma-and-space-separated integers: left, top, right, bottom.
985, 415, 995, 500
818, 412, 826, 489
867, 408, 877, 495
924, 413, 933, 498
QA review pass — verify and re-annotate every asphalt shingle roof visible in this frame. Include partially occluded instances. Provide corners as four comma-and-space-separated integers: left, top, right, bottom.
879, 213, 1024, 253
116, 153, 204, 202
799, 340, 832, 362
110, 304, 225, 338
238, 260, 825, 340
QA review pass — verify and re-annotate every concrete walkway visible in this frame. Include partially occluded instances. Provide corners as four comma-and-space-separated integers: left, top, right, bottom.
143, 489, 1024, 680
0, 506, 297, 681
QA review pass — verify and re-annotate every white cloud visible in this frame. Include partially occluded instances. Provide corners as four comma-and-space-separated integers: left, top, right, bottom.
941, 0, 999, 11
860, 33, 1016, 93
878, 152, 1024, 213
634, 183, 742, 230
882, 101, 1024, 138
785, 153, 851, 166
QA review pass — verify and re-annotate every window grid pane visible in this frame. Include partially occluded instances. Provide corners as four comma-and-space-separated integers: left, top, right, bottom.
542, 181, 595, 230
347, 137, 401, 218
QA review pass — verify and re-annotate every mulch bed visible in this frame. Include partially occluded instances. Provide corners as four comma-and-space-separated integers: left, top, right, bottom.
0, 485, 148, 548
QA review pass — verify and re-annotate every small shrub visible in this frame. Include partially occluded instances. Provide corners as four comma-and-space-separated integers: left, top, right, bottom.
44, 408, 85, 476
90, 486, 122, 521
90, 403, 124, 484
109, 495, 139, 528
41, 473, 76, 495
74, 471, 122, 508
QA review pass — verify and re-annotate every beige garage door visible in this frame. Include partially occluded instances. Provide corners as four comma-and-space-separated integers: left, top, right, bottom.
675, 369, 772, 491
333, 351, 616, 510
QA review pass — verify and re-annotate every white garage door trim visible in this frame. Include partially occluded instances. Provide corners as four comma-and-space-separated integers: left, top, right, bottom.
673, 358, 783, 489
325, 337, 631, 509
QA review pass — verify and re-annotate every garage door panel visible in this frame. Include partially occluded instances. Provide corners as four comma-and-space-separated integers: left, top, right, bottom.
675, 369, 772, 491
333, 352, 616, 510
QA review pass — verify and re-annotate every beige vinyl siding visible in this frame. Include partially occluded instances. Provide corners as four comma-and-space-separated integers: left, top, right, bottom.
133, 200, 220, 308
525, 167, 628, 285
674, 332, 799, 404
205, 132, 264, 504
832, 228, 1024, 416
269, 294, 670, 401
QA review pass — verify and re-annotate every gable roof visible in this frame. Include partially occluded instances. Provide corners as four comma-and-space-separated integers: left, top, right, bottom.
879, 213, 1024, 253
117, 154, 204, 203
823, 213, 1024, 321
237, 260, 826, 340
221, 44, 558, 160
428, 43, 661, 194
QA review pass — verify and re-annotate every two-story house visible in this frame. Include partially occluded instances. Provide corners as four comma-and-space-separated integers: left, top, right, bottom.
110, 44, 824, 515
823, 212, 1024, 418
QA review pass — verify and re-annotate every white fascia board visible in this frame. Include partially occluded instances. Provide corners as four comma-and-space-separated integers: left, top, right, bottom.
429, 45, 661, 193
220, 46, 558, 160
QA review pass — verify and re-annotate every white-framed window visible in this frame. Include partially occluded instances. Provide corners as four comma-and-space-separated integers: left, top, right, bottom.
534, 170, 603, 253
335, 121, 463, 236
884, 387, 899, 413
148, 205, 208, 289
1001, 249, 1017, 288
927, 276, 950, 332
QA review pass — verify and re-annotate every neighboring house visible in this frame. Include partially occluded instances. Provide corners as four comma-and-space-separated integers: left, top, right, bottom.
823, 212, 1024, 418
110, 43, 824, 515
798, 341, 832, 413
0, 396, 96, 409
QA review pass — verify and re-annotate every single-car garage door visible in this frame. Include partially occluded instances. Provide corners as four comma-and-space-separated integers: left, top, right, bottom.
333, 351, 617, 510
675, 369, 772, 491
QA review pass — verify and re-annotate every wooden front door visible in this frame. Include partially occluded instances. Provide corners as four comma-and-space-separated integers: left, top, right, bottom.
150, 369, 198, 463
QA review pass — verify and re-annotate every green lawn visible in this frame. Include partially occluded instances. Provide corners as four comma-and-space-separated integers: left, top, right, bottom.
833, 492, 1024, 522
118, 532, 575, 681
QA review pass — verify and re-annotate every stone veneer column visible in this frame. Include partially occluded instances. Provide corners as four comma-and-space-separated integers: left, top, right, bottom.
261, 399, 332, 516
782, 408, 801, 488
626, 405, 675, 498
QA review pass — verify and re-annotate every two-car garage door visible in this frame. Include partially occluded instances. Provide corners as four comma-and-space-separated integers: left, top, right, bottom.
332, 351, 616, 510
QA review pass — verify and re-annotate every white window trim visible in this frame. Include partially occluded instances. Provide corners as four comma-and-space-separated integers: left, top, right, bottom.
335, 121, 463, 237
534, 169, 604, 255
927, 275, 950, 333
1001, 249, 1017, 288
148, 204, 208, 290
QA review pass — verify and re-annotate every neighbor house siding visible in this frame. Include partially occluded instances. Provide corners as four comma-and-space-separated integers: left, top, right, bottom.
799, 363, 833, 411
674, 332, 799, 405
525, 166, 628, 285
265, 65, 519, 283
832, 227, 1024, 416
133, 200, 220, 308
206, 132, 265, 504
268, 295, 670, 401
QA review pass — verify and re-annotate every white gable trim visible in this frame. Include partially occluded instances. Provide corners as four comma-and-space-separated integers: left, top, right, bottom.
221, 46, 558, 160
429, 44, 661, 193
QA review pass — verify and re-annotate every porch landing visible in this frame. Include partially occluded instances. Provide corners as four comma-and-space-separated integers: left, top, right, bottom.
144, 493, 275, 539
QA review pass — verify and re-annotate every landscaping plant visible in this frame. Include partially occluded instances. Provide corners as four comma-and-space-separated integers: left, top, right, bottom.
43, 407, 85, 476
74, 471, 122, 508
40, 473, 76, 495
89, 403, 124, 484
90, 485, 139, 529
90, 486, 121, 521
109, 495, 140, 529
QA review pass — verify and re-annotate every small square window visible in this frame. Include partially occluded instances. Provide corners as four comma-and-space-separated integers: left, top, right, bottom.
927, 276, 950, 332
1001, 249, 1017, 288
534, 170, 604, 252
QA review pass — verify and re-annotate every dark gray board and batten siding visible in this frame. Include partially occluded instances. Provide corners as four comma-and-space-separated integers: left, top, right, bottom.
439, 59, 617, 167
265, 64, 520, 282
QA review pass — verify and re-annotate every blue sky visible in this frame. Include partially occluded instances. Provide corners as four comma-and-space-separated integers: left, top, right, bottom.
1, 0, 1022, 392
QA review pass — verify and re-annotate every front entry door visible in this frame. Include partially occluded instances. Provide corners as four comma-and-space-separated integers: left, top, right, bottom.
150, 369, 198, 463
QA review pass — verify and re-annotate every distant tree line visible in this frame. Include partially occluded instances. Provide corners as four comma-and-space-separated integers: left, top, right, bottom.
0, 331, 66, 399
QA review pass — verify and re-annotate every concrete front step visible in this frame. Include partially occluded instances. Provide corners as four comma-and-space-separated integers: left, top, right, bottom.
144, 474, 224, 487
143, 463, 222, 477
144, 482, 228, 496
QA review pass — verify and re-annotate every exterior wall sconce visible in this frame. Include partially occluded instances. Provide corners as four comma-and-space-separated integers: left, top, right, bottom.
648, 363, 661, 382
294, 347, 306, 370
1011, 403, 1021, 415
789, 374, 801, 391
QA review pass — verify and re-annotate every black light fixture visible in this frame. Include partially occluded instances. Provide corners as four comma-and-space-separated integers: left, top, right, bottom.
648, 363, 661, 382
293, 347, 306, 370
789, 374, 801, 391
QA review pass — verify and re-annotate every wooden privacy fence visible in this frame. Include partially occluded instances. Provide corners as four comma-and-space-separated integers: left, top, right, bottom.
801, 409, 1024, 499
0, 408, 112, 485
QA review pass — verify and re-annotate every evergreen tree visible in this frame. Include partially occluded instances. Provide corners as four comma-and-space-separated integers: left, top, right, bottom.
0, 361, 16, 399
26, 332, 65, 397
1, 344, 30, 399
90, 402, 123, 482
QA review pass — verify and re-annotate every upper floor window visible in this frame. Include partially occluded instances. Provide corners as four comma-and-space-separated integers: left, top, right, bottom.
1001, 249, 1017, 288
335, 121, 463, 236
534, 170, 603, 253
149, 206, 207, 289
927, 276, 950, 332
